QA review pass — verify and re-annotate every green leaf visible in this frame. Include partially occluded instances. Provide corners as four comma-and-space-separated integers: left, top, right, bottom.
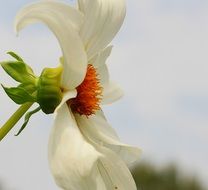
15, 106, 41, 136
2, 85, 36, 104
1, 60, 36, 84
7, 51, 23, 62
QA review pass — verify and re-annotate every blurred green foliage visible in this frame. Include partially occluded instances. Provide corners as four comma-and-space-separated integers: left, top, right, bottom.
132, 162, 206, 190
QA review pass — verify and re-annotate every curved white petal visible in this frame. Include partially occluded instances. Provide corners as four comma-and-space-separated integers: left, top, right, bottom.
97, 146, 137, 190
90, 46, 113, 68
15, 1, 87, 89
49, 104, 137, 190
90, 46, 113, 86
102, 81, 124, 105
75, 111, 141, 164
55, 90, 77, 113
97, 64, 109, 86
79, 0, 126, 59
90, 47, 123, 104
49, 103, 100, 189
15, 1, 84, 32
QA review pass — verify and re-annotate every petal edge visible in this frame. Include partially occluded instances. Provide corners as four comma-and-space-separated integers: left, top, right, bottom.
15, 1, 87, 89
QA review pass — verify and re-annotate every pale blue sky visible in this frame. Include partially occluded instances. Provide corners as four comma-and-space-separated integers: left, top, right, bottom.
0, 0, 208, 189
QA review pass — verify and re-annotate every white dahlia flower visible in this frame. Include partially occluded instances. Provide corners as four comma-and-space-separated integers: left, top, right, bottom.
13, 0, 141, 189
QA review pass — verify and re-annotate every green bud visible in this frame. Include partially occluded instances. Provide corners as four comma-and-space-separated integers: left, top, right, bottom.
37, 66, 63, 114
0, 52, 36, 84
0, 52, 65, 140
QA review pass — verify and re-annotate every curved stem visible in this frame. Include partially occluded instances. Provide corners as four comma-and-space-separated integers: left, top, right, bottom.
0, 102, 33, 141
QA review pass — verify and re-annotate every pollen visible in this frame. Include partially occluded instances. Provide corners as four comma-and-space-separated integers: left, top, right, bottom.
69, 64, 102, 116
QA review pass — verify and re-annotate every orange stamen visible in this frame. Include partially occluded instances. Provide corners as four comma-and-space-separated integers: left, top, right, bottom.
69, 64, 102, 116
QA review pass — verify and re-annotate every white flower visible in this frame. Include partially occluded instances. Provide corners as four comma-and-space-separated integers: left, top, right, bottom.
15, 0, 141, 189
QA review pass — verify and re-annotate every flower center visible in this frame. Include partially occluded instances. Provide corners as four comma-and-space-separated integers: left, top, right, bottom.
69, 64, 102, 116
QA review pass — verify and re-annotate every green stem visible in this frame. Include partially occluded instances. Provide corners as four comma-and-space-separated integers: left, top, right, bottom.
0, 102, 33, 141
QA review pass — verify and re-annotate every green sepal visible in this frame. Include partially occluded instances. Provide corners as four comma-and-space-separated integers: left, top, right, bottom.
18, 83, 37, 94
0, 60, 36, 84
15, 106, 41, 136
7, 51, 23, 62
2, 85, 36, 104
37, 66, 63, 114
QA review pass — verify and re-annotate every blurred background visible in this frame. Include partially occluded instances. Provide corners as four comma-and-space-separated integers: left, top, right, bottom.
0, 0, 208, 189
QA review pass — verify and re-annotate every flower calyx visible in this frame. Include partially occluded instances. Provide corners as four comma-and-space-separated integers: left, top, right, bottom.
0, 52, 63, 137
37, 66, 63, 114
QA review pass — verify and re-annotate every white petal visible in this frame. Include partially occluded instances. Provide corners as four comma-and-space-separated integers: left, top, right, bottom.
76, 111, 141, 164
15, 1, 84, 32
49, 104, 101, 189
90, 46, 113, 68
97, 64, 109, 86
90, 46, 113, 86
90, 47, 123, 104
102, 81, 124, 105
79, 0, 126, 59
55, 90, 77, 113
97, 146, 137, 190
50, 104, 137, 189
15, 1, 87, 89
